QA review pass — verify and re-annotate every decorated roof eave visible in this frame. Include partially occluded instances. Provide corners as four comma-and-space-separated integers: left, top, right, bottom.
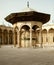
4, 11, 50, 24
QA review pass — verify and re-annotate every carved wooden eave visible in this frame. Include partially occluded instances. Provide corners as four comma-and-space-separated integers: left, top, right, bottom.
5, 11, 50, 24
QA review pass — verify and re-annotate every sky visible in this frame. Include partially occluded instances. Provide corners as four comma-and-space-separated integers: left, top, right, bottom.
0, 0, 54, 26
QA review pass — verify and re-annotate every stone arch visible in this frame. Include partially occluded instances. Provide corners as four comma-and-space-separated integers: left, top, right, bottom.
32, 25, 39, 46
42, 29, 47, 44
21, 25, 30, 47
20, 24, 30, 31
3, 29, 8, 45
21, 25, 30, 30
48, 28, 54, 44
48, 28, 54, 33
0, 28, 2, 45
42, 29, 47, 33
9, 30, 13, 45
32, 22, 41, 29
14, 26, 19, 31
32, 25, 39, 30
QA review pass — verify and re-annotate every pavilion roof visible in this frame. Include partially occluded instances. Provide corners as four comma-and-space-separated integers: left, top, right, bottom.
5, 8, 50, 24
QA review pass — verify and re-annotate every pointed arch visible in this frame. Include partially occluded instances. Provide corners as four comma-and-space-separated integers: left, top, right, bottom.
32, 25, 39, 31
21, 25, 30, 47
42, 29, 47, 33
0, 28, 2, 45
48, 28, 54, 43
32, 25, 40, 46
9, 30, 13, 44
48, 28, 54, 33
21, 25, 30, 31
14, 26, 18, 31
3, 29, 8, 45
42, 29, 47, 44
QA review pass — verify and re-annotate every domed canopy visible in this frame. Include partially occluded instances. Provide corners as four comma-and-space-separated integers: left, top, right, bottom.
4, 2, 50, 24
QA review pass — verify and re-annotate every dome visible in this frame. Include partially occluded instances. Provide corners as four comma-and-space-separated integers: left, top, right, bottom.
22, 7, 36, 12
21, 1, 36, 12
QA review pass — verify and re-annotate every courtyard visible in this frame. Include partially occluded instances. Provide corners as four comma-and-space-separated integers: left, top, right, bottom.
0, 46, 54, 65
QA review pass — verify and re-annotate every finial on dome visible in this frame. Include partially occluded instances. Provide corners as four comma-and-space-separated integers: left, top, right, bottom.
27, 1, 29, 8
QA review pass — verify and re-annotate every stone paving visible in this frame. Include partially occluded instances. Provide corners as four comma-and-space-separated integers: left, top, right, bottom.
0, 46, 54, 65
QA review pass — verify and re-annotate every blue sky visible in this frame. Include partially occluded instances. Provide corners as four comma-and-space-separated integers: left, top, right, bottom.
0, 0, 54, 26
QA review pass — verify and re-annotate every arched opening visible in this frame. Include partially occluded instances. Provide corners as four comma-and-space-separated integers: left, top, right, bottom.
42, 29, 47, 44
32, 25, 39, 30
0, 29, 2, 45
49, 28, 54, 33
48, 28, 54, 44
9, 30, 13, 45
3, 30, 8, 45
32, 25, 39, 47
21, 25, 30, 47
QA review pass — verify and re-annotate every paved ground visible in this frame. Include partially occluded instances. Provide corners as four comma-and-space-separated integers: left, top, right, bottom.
0, 46, 54, 65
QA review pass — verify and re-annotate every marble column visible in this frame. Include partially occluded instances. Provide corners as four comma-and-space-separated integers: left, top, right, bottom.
8, 32, 9, 45
17, 32, 18, 47
18, 31, 21, 48
47, 31, 49, 45
2, 31, 3, 45
39, 28, 43, 48
13, 32, 16, 47
0, 32, 2, 47
30, 29, 32, 47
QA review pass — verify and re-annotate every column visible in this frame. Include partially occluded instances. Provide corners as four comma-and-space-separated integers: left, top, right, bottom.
13, 32, 16, 47
8, 32, 9, 45
17, 32, 18, 47
2, 31, 4, 45
39, 28, 43, 48
30, 28, 32, 47
47, 31, 49, 45
0, 32, 2, 48
18, 31, 21, 48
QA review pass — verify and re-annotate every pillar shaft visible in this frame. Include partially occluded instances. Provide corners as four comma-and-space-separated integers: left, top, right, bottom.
8, 33, 9, 45
30, 29, 32, 47
39, 29, 42, 47
2, 32, 4, 45
17, 32, 18, 47
13, 32, 16, 47
18, 31, 21, 47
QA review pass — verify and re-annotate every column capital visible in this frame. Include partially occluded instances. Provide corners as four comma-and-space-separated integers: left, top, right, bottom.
30, 29, 33, 31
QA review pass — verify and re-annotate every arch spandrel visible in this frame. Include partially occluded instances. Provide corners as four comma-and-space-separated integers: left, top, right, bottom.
31, 21, 42, 28
15, 26, 18, 29
14, 26, 19, 32
17, 23, 30, 31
